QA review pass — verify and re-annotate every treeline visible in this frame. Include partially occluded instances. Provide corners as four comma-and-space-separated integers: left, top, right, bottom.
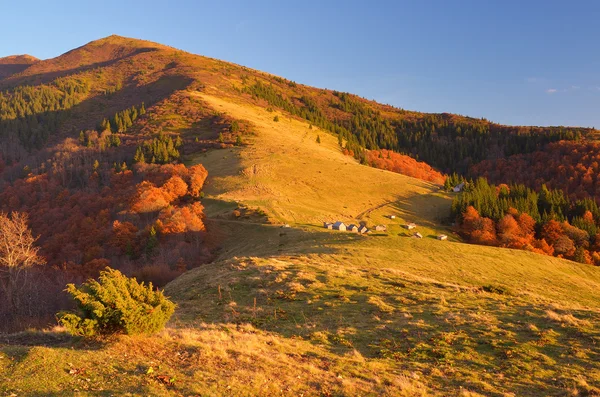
393, 116, 582, 173
452, 177, 600, 264
0, 78, 90, 160
243, 80, 589, 173
134, 133, 182, 164
470, 141, 600, 203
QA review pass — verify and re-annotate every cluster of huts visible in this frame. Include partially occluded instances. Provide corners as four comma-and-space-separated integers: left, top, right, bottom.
324, 221, 372, 234
324, 219, 448, 241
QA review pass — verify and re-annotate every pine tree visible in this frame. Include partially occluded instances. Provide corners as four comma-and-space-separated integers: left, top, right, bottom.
58, 268, 176, 337
316, 135, 321, 144
134, 146, 146, 163
101, 118, 111, 133
110, 134, 121, 147
146, 226, 158, 257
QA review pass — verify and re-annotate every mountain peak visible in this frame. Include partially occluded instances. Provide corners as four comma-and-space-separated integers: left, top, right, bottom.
83, 34, 171, 51
0, 35, 175, 86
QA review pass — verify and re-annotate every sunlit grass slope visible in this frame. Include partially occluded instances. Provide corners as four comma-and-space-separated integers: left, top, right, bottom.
188, 89, 450, 229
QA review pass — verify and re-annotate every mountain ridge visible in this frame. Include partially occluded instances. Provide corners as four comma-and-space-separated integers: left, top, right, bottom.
2, 35, 594, 130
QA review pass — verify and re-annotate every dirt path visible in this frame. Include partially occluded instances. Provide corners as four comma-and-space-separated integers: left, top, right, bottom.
355, 199, 397, 220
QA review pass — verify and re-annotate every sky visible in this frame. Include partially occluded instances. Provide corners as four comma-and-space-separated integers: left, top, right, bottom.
2, 0, 599, 128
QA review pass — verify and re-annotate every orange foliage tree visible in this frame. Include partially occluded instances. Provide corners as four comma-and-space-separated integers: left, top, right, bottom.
366, 149, 446, 184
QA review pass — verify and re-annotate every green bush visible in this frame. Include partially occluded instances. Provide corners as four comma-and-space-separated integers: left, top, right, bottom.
58, 267, 176, 337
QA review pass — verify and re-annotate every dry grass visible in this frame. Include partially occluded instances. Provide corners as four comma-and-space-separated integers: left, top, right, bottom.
0, 324, 428, 396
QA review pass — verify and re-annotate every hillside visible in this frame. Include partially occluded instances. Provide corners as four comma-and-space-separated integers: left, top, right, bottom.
0, 54, 39, 79
1, 36, 600, 396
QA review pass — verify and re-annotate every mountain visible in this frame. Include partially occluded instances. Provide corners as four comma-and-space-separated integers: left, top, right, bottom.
0, 54, 39, 79
1, 36, 600, 396
0, 54, 38, 64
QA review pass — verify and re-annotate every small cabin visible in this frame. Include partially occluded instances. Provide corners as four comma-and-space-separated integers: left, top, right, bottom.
333, 221, 347, 231
413, 232, 423, 239
282, 224, 291, 228
347, 224, 359, 233
375, 225, 387, 232
389, 215, 396, 219
358, 225, 369, 234
323, 222, 333, 229
437, 234, 448, 240
453, 182, 465, 193
404, 223, 417, 230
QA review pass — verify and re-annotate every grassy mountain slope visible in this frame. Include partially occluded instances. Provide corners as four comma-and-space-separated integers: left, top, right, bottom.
1, 36, 600, 396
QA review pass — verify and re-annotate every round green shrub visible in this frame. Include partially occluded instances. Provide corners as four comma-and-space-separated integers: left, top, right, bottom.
58, 267, 176, 337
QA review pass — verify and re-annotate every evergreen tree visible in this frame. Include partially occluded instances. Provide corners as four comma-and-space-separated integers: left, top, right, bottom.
133, 146, 146, 163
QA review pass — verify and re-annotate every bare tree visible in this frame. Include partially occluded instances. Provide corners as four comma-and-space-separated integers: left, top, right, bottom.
0, 212, 45, 310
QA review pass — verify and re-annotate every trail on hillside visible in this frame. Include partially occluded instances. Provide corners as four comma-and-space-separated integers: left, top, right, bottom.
355, 199, 397, 219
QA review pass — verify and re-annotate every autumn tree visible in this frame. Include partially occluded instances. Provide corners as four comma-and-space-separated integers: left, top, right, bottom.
0, 212, 45, 309
460, 206, 497, 245
497, 214, 522, 248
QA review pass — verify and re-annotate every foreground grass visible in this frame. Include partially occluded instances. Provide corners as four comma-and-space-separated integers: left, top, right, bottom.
0, 324, 426, 396
165, 252, 600, 396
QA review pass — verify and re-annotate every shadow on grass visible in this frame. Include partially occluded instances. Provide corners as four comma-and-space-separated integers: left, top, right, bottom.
0, 329, 104, 351
388, 192, 452, 228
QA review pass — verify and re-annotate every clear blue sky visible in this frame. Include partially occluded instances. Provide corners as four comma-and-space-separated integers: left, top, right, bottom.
2, 0, 599, 128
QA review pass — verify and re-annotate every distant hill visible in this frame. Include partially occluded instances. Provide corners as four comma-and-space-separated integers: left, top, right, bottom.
0, 54, 39, 64
0, 54, 38, 79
